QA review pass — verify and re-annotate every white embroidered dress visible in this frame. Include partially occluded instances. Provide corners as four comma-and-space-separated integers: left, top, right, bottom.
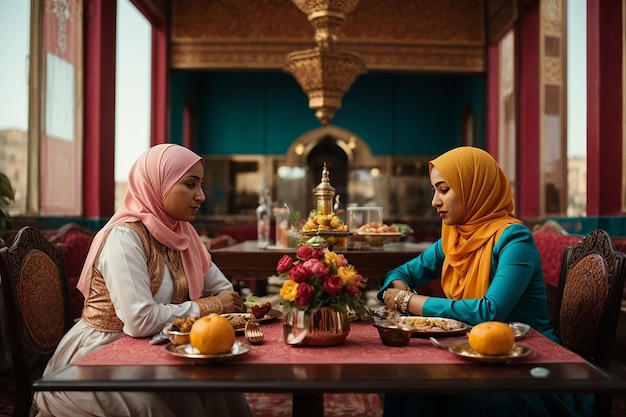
35, 225, 253, 417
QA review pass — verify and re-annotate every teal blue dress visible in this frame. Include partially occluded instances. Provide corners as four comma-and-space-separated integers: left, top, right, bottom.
377, 224, 595, 417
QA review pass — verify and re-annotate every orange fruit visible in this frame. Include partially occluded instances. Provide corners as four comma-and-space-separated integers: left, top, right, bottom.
189, 313, 235, 354
468, 321, 515, 356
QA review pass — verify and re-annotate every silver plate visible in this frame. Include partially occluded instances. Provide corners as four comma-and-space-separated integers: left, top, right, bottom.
448, 342, 533, 364
509, 322, 531, 340
164, 341, 250, 364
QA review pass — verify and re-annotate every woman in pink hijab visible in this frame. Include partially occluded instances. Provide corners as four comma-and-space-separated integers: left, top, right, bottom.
35, 144, 252, 417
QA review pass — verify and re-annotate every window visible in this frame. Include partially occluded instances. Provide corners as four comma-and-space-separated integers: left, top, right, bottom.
0, 2, 30, 217
566, 0, 586, 216
115, 0, 152, 210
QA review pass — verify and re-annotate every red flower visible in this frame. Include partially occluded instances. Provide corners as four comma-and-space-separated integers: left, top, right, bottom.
346, 284, 361, 298
295, 282, 314, 306
276, 254, 294, 274
289, 263, 312, 283
322, 274, 344, 296
297, 245, 324, 260
278, 247, 366, 315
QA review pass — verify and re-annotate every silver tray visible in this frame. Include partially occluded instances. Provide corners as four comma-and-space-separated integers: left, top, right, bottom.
447, 342, 533, 364
164, 341, 250, 364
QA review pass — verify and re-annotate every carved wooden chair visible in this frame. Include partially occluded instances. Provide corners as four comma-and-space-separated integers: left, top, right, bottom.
555, 229, 626, 417
0, 226, 73, 417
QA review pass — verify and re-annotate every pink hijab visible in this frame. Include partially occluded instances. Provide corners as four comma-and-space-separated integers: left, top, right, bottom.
77, 144, 211, 300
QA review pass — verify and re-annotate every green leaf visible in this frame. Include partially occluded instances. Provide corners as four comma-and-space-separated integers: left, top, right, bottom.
0, 173, 15, 207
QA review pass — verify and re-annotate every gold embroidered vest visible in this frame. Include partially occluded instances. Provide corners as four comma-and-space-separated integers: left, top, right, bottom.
82, 221, 188, 332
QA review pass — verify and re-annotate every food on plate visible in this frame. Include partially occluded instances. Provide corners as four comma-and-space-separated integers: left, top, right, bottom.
250, 301, 272, 319
225, 314, 247, 328
301, 211, 348, 232
189, 313, 235, 354
399, 316, 465, 332
468, 321, 515, 355
171, 316, 196, 333
358, 223, 398, 234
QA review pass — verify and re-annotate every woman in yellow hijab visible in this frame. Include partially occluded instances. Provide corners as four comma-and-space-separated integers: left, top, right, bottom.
377, 146, 593, 417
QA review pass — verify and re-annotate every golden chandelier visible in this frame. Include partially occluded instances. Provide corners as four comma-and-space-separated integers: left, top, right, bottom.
285, 0, 367, 126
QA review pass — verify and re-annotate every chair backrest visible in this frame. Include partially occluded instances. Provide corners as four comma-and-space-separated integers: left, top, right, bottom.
555, 229, 626, 369
47, 222, 95, 320
0, 226, 73, 417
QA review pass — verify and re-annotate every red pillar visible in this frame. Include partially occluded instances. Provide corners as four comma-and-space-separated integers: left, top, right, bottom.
130, 0, 168, 145
586, 0, 623, 216
83, 0, 116, 219
151, 26, 168, 145
516, 0, 541, 218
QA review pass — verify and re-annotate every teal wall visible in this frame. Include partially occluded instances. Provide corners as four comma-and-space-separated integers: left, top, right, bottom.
549, 217, 626, 237
170, 70, 487, 156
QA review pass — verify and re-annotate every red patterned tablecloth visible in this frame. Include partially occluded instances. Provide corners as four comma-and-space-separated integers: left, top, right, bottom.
74, 320, 586, 366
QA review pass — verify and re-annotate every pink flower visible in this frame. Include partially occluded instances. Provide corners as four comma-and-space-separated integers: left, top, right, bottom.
297, 245, 324, 260
276, 254, 294, 274
289, 263, 312, 283
323, 274, 344, 296
303, 258, 330, 276
295, 282, 314, 306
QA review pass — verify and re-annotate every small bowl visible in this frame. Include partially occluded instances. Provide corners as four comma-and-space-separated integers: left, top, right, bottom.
373, 322, 411, 347
165, 325, 191, 345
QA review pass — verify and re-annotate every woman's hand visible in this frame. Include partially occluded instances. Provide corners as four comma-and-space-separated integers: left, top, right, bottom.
383, 280, 427, 315
215, 290, 245, 313
383, 288, 404, 312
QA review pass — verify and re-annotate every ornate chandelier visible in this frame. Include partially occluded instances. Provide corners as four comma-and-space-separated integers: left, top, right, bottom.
285, 0, 367, 126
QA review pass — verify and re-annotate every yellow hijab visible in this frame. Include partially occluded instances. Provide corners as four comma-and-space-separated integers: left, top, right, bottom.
430, 147, 522, 300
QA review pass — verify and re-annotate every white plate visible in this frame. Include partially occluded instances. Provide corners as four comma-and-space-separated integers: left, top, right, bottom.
447, 342, 533, 364
164, 341, 250, 364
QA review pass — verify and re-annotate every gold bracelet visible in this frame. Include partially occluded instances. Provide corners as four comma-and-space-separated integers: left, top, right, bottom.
399, 291, 414, 314
196, 296, 224, 316
392, 291, 405, 311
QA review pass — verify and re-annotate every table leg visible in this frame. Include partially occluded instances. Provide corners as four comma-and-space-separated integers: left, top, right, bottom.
292, 393, 323, 417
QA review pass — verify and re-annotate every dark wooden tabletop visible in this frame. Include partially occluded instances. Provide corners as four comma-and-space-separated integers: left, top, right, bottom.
211, 240, 430, 294
34, 360, 626, 417
34, 319, 626, 417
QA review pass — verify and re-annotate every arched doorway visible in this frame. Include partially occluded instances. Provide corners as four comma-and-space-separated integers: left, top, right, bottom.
282, 126, 375, 217
307, 136, 349, 210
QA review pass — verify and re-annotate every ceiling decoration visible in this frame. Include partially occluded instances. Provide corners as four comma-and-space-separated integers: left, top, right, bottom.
284, 0, 367, 126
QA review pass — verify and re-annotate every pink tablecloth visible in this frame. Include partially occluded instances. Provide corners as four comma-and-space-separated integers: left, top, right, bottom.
74, 320, 586, 366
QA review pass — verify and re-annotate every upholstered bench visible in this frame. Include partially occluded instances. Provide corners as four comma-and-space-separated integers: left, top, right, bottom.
47, 223, 95, 320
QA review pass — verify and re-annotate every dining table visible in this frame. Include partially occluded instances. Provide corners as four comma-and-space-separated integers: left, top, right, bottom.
33, 317, 626, 417
211, 240, 431, 295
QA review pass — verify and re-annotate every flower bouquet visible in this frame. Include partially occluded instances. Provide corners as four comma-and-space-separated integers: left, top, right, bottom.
277, 245, 366, 346
277, 245, 366, 315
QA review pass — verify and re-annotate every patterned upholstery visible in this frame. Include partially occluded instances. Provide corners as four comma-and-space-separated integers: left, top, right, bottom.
558, 253, 607, 354
0, 226, 73, 417
18, 251, 67, 350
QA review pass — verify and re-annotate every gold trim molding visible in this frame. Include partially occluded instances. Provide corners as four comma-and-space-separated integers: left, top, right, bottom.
170, 0, 488, 73
171, 41, 485, 72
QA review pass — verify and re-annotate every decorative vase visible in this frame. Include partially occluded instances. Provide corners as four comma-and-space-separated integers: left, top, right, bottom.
283, 306, 350, 346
